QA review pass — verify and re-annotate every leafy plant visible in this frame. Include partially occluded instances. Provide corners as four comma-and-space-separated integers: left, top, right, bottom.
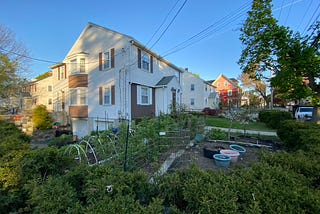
205, 128, 228, 140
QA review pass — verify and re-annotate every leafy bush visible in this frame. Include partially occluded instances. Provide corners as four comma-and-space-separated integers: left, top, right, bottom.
258, 110, 292, 129
277, 120, 320, 151
205, 128, 228, 140
32, 105, 53, 130
48, 134, 73, 148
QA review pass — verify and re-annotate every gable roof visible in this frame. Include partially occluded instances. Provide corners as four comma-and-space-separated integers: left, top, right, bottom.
156, 76, 175, 86
212, 74, 239, 87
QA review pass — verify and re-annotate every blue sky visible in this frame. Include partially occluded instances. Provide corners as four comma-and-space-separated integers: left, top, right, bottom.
1, 0, 319, 80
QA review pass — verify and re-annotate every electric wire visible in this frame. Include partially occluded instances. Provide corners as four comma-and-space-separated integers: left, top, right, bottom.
148, 0, 188, 50
284, 0, 295, 25
302, 2, 320, 35
160, 1, 251, 57
145, 0, 181, 48
297, 0, 313, 31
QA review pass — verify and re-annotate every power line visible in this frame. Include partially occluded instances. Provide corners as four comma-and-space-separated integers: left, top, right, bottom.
297, 0, 314, 31
284, 0, 295, 25
160, 1, 251, 57
302, 2, 320, 35
145, 0, 181, 48
149, 0, 188, 50
0, 47, 59, 64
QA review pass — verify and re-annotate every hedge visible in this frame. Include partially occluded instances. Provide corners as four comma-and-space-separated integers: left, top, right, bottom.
277, 120, 320, 151
258, 110, 292, 129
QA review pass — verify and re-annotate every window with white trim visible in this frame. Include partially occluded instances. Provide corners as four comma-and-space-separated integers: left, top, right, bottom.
103, 51, 111, 70
70, 88, 87, 105
137, 85, 152, 105
69, 57, 86, 74
70, 59, 77, 73
224, 81, 228, 86
191, 84, 195, 91
141, 51, 150, 71
80, 58, 85, 72
60, 66, 65, 79
228, 90, 232, 96
103, 86, 112, 105
48, 98, 52, 105
191, 98, 195, 106
48, 85, 52, 92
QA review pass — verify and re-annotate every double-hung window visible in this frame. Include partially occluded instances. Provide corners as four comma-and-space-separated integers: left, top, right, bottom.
191, 98, 195, 106
80, 58, 86, 72
70, 88, 87, 105
103, 86, 111, 105
142, 52, 150, 71
228, 90, 232, 96
103, 51, 111, 70
191, 84, 195, 91
70, 59, 77, 73
137, 85, 152, 105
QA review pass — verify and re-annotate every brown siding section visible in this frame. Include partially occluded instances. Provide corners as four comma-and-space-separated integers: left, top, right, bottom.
69, 74, 88, 88
131, 84, 155, 119
69, 106, 88, 118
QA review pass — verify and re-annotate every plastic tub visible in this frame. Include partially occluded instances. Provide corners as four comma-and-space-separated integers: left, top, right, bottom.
220, 149, 240, 162
230, 144, 246, 155
213, 154, 231, 167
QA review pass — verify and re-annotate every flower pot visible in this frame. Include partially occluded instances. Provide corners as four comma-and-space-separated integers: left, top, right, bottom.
230, 144, 246, 155
213, 154, 231, 167
220, 149, 240, 162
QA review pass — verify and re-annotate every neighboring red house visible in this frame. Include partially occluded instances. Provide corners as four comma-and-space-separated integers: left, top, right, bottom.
210, 74, 241, 108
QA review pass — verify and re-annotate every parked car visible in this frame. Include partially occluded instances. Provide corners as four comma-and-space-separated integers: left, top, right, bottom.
295, 107, 313, 120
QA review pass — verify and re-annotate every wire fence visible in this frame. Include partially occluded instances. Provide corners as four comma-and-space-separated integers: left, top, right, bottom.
64, 115, 205, 173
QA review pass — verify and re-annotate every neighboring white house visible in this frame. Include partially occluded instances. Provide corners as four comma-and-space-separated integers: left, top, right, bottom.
181, 69, 218, 111
49, 22, 183, 138
29, 72, 54, 112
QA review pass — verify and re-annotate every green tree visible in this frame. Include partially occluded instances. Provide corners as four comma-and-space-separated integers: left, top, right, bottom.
32, 104, 53, 130
239, 0, 320, 104
0, 24, 29, 112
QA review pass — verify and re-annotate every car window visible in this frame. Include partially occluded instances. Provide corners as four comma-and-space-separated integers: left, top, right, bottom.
299, 107, 313, 112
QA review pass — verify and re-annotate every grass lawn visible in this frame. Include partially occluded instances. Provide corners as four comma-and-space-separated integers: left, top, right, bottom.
205, 116, 275, 132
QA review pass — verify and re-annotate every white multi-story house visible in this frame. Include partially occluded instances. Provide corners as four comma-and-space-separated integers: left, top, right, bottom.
181, 69, 218, 111
50, 23, 183, 138
29, 72, 54, 112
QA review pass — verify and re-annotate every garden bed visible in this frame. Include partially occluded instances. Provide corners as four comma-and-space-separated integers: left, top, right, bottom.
167, 139, 276, 172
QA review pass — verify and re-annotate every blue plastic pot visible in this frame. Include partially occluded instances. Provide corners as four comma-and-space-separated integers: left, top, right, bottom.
213, 154, 231, 167
230, 144, 246, 155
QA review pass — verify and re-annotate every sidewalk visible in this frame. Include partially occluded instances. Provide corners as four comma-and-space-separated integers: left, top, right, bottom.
205, 126, 278, 137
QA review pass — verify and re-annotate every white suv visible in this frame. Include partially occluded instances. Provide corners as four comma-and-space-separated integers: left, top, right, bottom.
295, 107, 313, 120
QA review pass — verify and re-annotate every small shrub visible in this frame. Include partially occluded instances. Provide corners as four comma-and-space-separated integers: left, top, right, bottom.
205, 128, 228, 140
48, 134, 73, 148
32, 105, 53, 130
